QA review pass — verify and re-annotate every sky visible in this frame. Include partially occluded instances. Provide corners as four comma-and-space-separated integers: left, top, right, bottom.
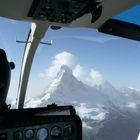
0, 4, 140, 102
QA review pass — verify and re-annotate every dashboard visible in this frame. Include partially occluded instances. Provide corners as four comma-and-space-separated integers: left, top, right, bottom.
0, 105, 82, 140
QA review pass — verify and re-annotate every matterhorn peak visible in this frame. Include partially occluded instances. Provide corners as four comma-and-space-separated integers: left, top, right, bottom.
56, 65, 73, 79
60, 65, 72, 74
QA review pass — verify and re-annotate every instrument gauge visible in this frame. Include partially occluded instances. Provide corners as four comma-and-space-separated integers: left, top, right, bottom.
37, 128, 48, 140
64, 124, 72, 137
51, 126, 62, 138
25, 129, 34, 139
13, 131, 23, 140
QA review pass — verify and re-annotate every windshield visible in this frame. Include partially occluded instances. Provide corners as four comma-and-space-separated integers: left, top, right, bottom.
1, 4, 140, 140
0, 17, 30, 104
25, 27, 140, 140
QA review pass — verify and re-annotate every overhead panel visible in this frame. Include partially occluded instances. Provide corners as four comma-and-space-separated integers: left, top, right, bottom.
0, 0, 139, 29
28, 0, 102, 24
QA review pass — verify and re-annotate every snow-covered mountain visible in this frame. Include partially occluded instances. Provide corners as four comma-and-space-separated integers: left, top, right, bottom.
26, 65, 138, 109
25, 65, 140, 140
26, 65, 119, 105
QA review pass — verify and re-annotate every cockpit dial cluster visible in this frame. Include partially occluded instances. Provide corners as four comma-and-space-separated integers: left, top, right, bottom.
12, 124, 72, 140
0, 122, 74, 140
0, 106, 82, 140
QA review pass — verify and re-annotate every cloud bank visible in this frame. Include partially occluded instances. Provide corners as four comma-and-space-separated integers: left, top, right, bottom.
73, 64, 104, 87
40, 51, 104, 87
39, 51, 75, 79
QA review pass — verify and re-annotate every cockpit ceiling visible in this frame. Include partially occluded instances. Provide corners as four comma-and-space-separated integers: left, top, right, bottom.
0, 0, 140, 28
27, 0, 103, 24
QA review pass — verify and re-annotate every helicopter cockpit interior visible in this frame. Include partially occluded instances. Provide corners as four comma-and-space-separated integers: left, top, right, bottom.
0, 0, 140, 140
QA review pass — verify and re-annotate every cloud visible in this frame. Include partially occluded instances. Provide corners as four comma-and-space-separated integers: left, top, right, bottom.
73, 64, 104, 87
10, 19, 17, 25
127, 102, 137, 109
40, 51, 104, 87
39, 51, 75, 79
72, 36, 118, 43
50, 35, 118, 44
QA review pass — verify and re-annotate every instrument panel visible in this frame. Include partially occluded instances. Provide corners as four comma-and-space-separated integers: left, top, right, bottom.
0, 105, 82, 140
0, 118, 77, 140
